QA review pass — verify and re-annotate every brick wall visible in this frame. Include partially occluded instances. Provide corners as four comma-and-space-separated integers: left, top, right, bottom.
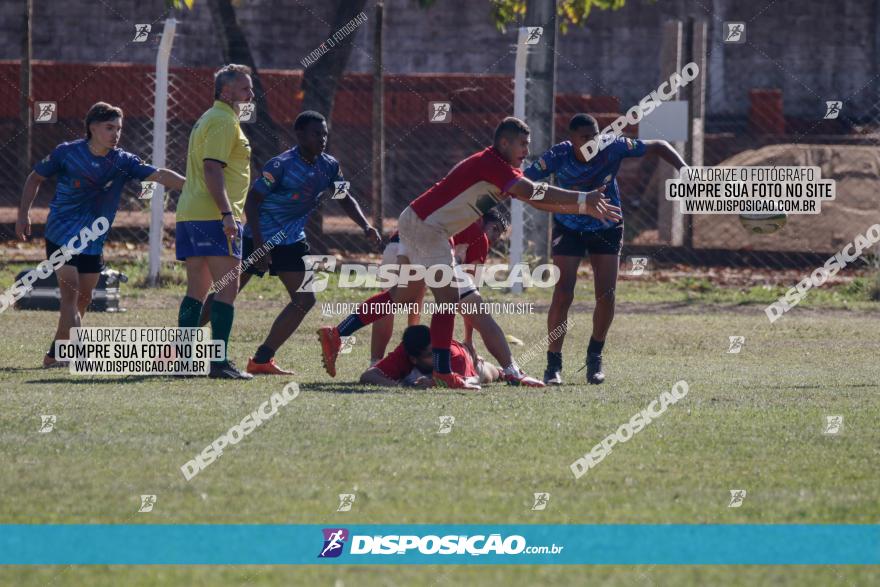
0, 60, 628, 214
0, 0, 876, 119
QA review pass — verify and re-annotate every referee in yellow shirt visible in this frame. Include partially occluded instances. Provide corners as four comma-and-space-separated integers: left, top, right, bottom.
175, 64, 254, 379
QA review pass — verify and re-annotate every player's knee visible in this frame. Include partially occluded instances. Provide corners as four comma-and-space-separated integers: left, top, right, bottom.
596, 287, 616, 305
77, 291, 93, 306
214, 285, 237, 304
293, 290, 316, 310
391, 284, 415, 304
58, 283, 79, 302
186, 285, 209, 302
553, 286, 575, 307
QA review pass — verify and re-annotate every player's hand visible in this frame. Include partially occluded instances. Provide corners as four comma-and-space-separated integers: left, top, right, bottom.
221, 214, 237, 238
582, 187, 622, 223
363, 225, 382, 250
15, 213, 31, 241
413, 376, 434, 388
253, 243, 270, 273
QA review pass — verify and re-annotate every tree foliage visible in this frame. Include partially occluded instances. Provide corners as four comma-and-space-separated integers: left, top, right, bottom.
414, 0, 631, 32
166, 0, 195, 9
489, 0, 629, 33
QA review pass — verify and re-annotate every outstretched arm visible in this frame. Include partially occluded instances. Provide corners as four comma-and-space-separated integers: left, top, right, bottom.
507, 177, 621, 221
359, 367, 402, 387
146, 168, 186, 192
338, 193, 382, 250
644, 140, 688, 171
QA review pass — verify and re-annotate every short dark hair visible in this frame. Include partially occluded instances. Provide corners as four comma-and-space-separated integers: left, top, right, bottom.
569, 113, 599, 132
84, 102, 123, 140
213, 63, 252, 99
294, 110, 327, 131
482, 208, 509, 232
402, 325, 431, 358
493, 116, 530, 145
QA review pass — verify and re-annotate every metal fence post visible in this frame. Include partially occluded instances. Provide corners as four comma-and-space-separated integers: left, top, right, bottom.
148, 18, 177, 287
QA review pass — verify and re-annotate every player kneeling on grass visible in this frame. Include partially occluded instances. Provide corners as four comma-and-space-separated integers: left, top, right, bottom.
200, 110, 381, 375
360, 324, 499, 388
15, 101, 185, 368
525, 113, 688, 385
369, 209, 509, 365
319, 116, 621, 390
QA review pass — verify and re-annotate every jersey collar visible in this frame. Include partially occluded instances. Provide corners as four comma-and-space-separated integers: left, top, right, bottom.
213, 100, 237, 118
295, 145, 321, 166
487, 145, 515, 167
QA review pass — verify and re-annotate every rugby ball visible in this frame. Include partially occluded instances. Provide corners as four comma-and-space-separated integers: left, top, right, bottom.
738, 213, 787, 235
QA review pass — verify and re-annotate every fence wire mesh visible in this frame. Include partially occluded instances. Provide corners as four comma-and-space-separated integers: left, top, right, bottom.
1, 14, 878, 278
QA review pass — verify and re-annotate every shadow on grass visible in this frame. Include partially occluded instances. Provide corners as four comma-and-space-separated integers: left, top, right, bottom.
299, 381, 486, 397
24, 375, 171, 385
14, 374, 490, 394
0, 366, 46, 373
298, 381, 396, 394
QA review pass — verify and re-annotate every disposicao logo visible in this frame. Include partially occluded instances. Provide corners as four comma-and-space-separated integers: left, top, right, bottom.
318, 528, 349, 558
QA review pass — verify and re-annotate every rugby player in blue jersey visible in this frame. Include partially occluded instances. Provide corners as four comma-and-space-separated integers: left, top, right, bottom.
200, 111, 381, 375
15, 102, 185, 368
525, 114, 687, 385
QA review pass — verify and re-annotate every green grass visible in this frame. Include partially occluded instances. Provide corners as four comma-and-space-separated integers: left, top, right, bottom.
1, 264, 879, 585
5, 258, 880, 309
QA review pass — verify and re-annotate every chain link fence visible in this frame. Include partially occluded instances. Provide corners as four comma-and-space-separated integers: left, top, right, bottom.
0, 61, 158, 254
2, 17, 878, 278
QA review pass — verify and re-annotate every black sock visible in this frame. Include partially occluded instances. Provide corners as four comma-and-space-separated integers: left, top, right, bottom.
178, 295, 204, 328
433, 348, 452, 374
210, 301, 235, 365
253, 344, 275, 364
547, 351, 562, 370
47, 344, 56, 358
587, 337, 605, 356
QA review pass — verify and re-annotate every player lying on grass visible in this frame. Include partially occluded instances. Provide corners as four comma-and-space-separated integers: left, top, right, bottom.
369, 208, 509, 365
524, 113, 688, 385
15, 101, 185, 368
360, 324, 500, 388
199, 110, 381, 375
319, 116, 621, 390
417, 209, 538, 383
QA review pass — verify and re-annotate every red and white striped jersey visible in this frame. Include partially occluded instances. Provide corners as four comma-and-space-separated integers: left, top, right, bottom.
409, 146, 522, 236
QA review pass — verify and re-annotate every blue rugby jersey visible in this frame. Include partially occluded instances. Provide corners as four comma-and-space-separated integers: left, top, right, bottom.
34, 139, 157, 254
243, 146, 342, 245
524, 136, 646, 232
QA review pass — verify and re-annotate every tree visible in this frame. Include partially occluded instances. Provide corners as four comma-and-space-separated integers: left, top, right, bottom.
166, 0, 284, 164
206, 0, 288, 164
489, 0, 629, 32
300, 0, 370, 117
170, 0, 368, 129
166, 0, 633, 152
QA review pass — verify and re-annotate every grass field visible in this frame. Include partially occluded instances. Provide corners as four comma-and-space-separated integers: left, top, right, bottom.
1, 259, 879, 585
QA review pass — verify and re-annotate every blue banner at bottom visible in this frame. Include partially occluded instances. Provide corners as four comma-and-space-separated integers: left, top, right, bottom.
1, 524, 878, 565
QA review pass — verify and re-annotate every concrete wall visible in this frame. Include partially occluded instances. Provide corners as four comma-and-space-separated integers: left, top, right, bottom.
0, 0, 875, 118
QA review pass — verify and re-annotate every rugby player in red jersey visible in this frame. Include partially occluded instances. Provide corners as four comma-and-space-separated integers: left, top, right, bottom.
369, 208, 508, 365
360, 325, 499, 388
319, 117, 620, 390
